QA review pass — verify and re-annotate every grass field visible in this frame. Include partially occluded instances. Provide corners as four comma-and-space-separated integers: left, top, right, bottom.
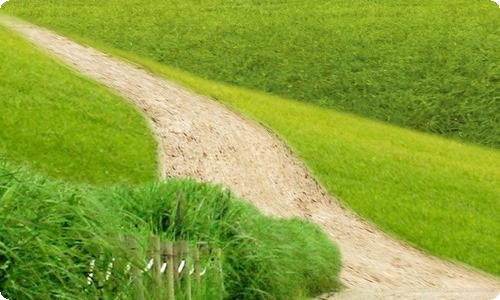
0, 162, 341, 299
4, 0, 499, 148
0, 24, 157, 184
3, 0, 499, 275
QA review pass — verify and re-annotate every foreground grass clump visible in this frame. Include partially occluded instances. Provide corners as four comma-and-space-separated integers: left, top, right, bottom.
0, 24, 157, 184
4, 0, 499, 147
0, 162, 341, 299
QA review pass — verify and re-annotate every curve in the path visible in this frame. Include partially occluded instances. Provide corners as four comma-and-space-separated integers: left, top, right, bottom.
2, 16, 498, 299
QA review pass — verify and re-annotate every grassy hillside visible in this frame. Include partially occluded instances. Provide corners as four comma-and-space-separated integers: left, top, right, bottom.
0, 162, 341, 299
4, 0, 499, 147
2, 1, 499, 275
0, 24, 157, 184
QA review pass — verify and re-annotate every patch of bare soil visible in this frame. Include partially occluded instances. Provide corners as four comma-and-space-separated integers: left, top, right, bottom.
2, 16, 497, 299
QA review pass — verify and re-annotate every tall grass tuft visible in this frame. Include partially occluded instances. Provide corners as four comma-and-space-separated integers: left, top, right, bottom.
0, 161, 341, 299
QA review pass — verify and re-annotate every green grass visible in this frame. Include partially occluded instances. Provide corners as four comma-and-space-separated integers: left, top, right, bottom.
4, 0, 499, 147
0, 24, 157, 184
0, 161, 341, 299
2, 0, 498, 275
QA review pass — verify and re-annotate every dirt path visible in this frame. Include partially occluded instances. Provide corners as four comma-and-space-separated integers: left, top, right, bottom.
2, 16, 498, 299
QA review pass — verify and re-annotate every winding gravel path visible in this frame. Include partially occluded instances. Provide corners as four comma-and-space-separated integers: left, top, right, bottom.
2, 16, 498, 299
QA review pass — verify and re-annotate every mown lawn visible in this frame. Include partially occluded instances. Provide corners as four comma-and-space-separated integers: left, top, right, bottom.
0, 24, 157, 184
4, 0, 499, 147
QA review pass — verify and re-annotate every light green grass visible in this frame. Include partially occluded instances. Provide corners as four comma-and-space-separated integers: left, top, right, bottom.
4, 0, 499, 147
0, 161, 341, 299
0, 24, 157, 184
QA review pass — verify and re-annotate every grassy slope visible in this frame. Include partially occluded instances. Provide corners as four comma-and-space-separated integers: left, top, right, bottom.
2, 0, 499, 275
0, 24, 157, 184
0, 162, 341, 299
4, 0, 499, 147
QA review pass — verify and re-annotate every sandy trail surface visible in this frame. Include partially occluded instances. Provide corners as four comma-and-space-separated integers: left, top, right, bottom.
1, 16, 498, 299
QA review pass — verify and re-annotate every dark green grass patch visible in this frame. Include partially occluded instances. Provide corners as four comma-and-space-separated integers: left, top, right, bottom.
0, 161, 341, 299
0, 24, 157, 184
4, 0, 499, 147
